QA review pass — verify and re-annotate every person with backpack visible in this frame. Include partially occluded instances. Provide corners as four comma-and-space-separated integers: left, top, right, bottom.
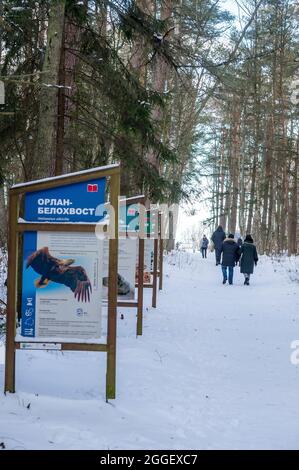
200, 235, 209, 258
220, 234, 241, 285
240, 234, 258, 285
211, 225, 226, 266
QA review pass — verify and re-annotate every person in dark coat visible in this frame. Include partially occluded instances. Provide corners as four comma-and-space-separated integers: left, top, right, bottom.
220, 234, 240, 285
200, 235, 209, 258
240, 234, 258, 285
211, 225, 226, 266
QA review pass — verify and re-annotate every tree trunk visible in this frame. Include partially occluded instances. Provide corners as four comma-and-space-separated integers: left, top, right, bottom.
246, 154, 257, 235
219, 128, 227, 228
33, 0, 66, 179
146, 0, 172, 172
228, 96, 241, 234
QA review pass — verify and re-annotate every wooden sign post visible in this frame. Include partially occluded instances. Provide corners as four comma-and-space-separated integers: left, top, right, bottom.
117, 195, 145, 336
159, 212, 164, 291
143, 208, 159, 309
4, 164, 120, 401
152, 237, 159, 308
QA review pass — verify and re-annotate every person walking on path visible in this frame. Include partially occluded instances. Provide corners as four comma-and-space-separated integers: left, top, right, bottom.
200, 235, 209, 258
240, 234, 258, 285
220, 234, 240, 285
211, 225, 226, 265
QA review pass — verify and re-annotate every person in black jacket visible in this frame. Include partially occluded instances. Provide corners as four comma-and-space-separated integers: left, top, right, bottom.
220, 234, 240, 285
211, 225, 226, 266
200, 235, 209, 258
240, 234, 258, 285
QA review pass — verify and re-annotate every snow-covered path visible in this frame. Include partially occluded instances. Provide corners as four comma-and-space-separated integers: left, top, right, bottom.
1, 252, 299, 449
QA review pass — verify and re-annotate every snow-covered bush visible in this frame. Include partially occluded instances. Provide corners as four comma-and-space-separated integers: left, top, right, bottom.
270, 254, 299, 283
166, 250, 203, 271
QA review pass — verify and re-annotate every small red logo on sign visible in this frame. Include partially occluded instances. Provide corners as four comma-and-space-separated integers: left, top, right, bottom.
87, 184, 98, 192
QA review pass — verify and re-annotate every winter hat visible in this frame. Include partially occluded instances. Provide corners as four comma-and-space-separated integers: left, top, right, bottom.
228, 233, 234, 239
245, 234, 253, 243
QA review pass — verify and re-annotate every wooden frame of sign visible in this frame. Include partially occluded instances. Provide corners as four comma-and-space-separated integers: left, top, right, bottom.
4, 164, 120, 400
150, 212, 164, 291
140, 208, 159, 309
117, 195, 145, 336
158, 212, 164, 291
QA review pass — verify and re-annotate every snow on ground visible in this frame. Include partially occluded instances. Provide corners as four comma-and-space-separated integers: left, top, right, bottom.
1, 251, 299, 450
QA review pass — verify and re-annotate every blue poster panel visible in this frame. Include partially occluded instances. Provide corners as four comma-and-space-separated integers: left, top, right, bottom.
119, 203, 139, 233
21, 178, 106, 339
24, 178, 106, 223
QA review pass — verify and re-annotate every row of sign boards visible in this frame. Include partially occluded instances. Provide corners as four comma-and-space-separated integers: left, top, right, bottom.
4, 164, 164, 400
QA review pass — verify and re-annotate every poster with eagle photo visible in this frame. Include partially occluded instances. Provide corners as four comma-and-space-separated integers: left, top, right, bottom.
21, 231, 103, 340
